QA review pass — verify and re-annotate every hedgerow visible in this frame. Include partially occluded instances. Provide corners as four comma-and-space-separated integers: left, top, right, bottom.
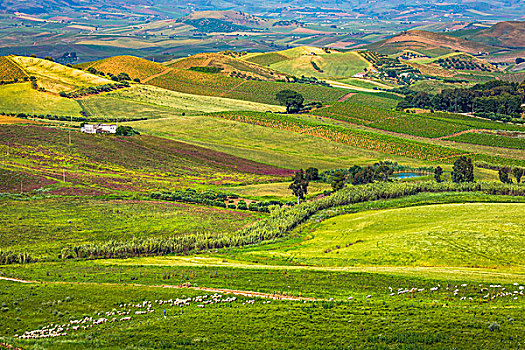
61, 181, 525, 261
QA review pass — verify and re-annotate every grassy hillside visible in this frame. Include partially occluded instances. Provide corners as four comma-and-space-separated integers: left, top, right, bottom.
0, 56, 27, 81
366, 30, 500, 56
235, 202, 525, 268
0, 83, 82, 116
168, 52, 288, 81
244, 47, 371, 79
131, 114, 432, 171
0, 198, 264, 257
465, 21, 525, 49
0, 125, 291, 195
147, 67, 347, 104
11, 56, 114, 93
243, 52, 289, 66
78, 55, 168, 81
78, 85, 284, 119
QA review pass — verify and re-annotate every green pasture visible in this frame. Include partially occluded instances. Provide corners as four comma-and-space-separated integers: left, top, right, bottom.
130, 115, 434, 171
0, 198, 264, 257
0, 83, 82, 116
1, 274, 523, 349
223, 181, 332, 201
235, 202, 525, 269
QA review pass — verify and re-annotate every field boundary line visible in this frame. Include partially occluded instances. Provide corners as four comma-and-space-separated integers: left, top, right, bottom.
437, 129, 492, 140
143, 68, 173, 83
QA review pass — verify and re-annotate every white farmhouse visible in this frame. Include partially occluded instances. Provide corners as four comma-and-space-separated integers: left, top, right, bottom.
81, 124, 117, 134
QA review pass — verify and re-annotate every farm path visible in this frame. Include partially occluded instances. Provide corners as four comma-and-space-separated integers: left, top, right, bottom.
0, 276, 322, 301
337, 92, 357, 102
436, 129, 491, 140
219, 80, 247, 97
142, 68, 173, 83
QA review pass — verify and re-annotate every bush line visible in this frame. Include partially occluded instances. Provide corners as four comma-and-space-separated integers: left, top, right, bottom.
60, 181, 525, 261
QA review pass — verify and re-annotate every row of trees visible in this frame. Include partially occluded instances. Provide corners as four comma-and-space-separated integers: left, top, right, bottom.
397, 80, 525, 118
290, 157, 520, 202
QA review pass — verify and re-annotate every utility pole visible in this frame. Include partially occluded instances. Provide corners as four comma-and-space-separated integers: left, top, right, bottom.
62, 168, 66, 182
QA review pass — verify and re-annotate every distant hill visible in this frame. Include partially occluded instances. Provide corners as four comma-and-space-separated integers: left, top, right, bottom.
466, 21, 525, 49
366, 30, 501, 57
167, 53, 288, 82
179, 11, 270, 28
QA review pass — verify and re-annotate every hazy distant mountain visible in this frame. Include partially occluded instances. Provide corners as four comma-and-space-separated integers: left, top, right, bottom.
2, 0, 524, 21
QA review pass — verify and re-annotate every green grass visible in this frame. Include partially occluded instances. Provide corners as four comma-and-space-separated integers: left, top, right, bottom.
0, 198, 264, 258
222, 182, 332, 201
410, 80, 471, 94
0, 83, 82, 116
108, 85, 285, 114
236, 202, 525, 268
343, 93, 401, 109
1, 273, 524, 349
130, 115, 434, 171
446, 132, 525, 150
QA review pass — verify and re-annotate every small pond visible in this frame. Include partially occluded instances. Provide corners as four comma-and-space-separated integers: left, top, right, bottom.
393, 172, 425, 179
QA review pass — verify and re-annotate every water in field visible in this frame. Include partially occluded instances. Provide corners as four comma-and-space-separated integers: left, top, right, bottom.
393, 172, 423, 179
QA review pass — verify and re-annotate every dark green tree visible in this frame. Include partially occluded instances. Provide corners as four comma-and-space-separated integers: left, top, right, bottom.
451, 156, 474, 183
512, 167, 524, 184
117, 72, 131, 82
331, 171, 346, 192
374, 162, 393, 182
305, 167, 319, 181
352, 166, 375, 185
434, 166, 443, 183
498, 168, 513, 184
276, 90, 304, 113
116, 126, 140, 136
289, 169, 309, 204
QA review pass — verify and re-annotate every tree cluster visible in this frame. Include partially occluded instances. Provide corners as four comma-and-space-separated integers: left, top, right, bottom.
398, 80, 525, 119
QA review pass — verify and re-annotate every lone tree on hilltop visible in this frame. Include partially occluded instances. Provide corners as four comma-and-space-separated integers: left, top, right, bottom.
451, 156, 474, 183
276, 90, 304, 113
434, 166, 443, 183
289, 169, 309, 204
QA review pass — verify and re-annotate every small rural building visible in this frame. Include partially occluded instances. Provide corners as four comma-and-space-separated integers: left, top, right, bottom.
81, 124, 117, 134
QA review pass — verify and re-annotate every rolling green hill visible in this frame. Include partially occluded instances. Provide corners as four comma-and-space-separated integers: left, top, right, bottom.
244, 47, 371, 79
11, 56, 114, 93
